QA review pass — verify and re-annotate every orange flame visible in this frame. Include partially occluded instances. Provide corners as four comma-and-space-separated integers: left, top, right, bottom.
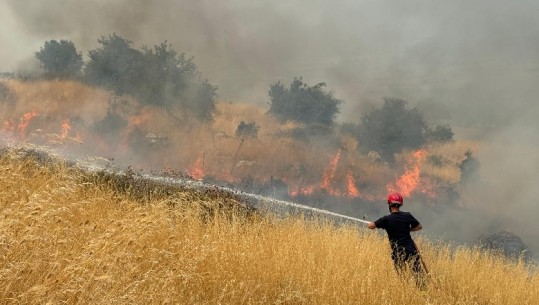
346, 171, 360, 198
320, 150, 341, 192
60, 119, 71, 139
386, 149, 427, 197
187, 155, 205, 180
18, 111, 38, 138
316, 149, 361, 198
289, 185, 316, 197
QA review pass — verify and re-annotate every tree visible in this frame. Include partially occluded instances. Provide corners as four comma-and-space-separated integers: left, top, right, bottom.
137, 42, 196, 106
236, 121, 259, 138
358, 98, 427, 162
85, 34, 145, 96
427, 124, 454, 143
180, 78, 217, 120
460, 149, 480, 184
85, 34, 217, 120
35, 40, 83, 79
268, 78, 341, 126
138, 42, 216, 119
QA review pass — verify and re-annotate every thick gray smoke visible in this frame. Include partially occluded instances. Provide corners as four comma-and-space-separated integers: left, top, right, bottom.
2, 0, 539, 255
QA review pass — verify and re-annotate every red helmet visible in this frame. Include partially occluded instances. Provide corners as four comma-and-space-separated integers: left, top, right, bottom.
387, 192, 404, 205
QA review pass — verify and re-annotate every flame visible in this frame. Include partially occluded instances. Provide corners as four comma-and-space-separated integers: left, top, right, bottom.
129, 114, 146, 127
320, 150, 360, 198
187, 155, 205, 180
346, 171, 360, 197
18, 110, 38, 138
289, 185, 316, 197
386, 149, 428, 197
60, 119, 71, 139
127, 110, 152, 133
321, 150, 341, 192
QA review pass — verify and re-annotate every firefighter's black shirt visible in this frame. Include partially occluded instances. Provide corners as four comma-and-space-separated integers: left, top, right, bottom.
374, 211, 420, 254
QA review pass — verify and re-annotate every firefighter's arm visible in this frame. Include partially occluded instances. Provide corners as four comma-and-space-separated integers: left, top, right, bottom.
367, 222, 376, 230
410, 224, 422, 232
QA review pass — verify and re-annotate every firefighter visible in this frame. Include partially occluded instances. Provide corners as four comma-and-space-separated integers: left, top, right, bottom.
368, 192, 425, 286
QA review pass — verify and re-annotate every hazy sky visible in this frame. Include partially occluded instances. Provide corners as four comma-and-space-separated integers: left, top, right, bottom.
2, 0, 539, 251
2, 0, 539, 125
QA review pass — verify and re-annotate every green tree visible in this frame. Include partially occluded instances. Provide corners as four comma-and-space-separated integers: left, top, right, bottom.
427, 124, 454, 143
84, 34, 145, 96
35, 40, 83, 79
137, 42, 196, 106
268, 78, 341, 126
180, 78, 217, 120
138, 42, 216, 119
358, 98, 427, 162
85, 34, 216, 120
236, 121, 259, 138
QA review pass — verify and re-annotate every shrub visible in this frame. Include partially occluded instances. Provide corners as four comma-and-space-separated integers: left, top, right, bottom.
357, 98, 427, 162
427, 124, 454, 143
35, 40, 83, 79
268, 78, 341, 126
84, 34, 145, 96
235, 121, 259, 138
84, 35, 216, 120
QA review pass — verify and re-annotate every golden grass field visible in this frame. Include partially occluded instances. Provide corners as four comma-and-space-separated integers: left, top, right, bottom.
0, 149, 537, 305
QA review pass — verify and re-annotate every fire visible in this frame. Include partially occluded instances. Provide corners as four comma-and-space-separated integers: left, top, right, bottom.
320, 149, 341, 192
187, 155, 205, 180
346, 171, 360, 197
60, 119, 71, 139
1, 80, 451, 205
18, 110, 38, 138
289, 149, 361, 199
288, 185, 316, 197
386, 149, 432, 198
129, 114, 146, 128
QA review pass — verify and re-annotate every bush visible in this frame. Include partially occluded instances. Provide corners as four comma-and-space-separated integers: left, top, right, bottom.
460, 149, 480, 184
357, 98, 427, 162
35, 40, 83, 79
235, 121, 259, 138
84, 35, 216, 120
427, 124, 454, 143
0, 82, 15, 104
268, 78, 341, 126
84, 34, 145, 96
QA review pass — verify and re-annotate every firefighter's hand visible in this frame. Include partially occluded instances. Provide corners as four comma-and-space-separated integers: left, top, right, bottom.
367, 222, 376, 230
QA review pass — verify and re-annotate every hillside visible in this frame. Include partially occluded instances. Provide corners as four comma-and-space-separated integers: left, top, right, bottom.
0, 148, 536, 304
3, 78, 537, 260
0, 79, 479, 207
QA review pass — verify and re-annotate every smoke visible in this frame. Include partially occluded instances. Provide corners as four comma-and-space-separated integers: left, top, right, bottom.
2, 0, 539, 255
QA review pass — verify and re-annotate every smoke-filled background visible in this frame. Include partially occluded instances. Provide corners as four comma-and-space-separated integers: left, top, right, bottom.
1, 0, 539, 254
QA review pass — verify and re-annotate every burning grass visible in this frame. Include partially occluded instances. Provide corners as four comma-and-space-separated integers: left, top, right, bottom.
0, 79, 480, 205
0, 148, 537, 304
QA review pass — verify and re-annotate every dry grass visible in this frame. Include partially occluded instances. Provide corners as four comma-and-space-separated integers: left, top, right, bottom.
421, 141, 479, 184
0, 149, 536, 304
1, 79, 483, 202
1, 79, 110, 122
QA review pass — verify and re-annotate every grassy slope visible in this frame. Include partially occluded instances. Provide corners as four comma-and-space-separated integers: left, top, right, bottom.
0, 150, 537, 305
1, 79, 474, 199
